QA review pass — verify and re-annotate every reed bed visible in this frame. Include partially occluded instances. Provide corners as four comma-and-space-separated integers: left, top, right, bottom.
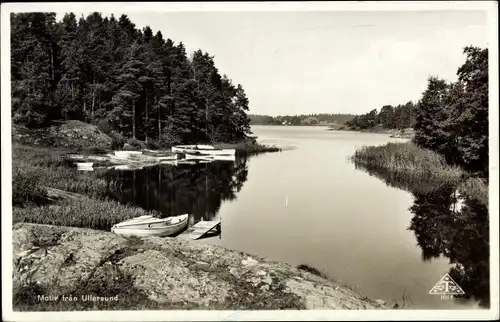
13, 144, 108, 199
458, 177, 489, 206
352, 142, 464, 181
213, 142, 281, 154
13, 198, 161, 231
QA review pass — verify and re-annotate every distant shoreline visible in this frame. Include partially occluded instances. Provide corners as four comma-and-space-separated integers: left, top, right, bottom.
250, 123, 335, 127
250, 123, 415, 139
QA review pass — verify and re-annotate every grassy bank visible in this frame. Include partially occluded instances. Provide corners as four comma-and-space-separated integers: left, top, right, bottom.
353, 142, 464, 180
13, 198, 161, 231
352, 141, 488, 204
213, 141, 281, 154
12, 144, 162, 229
13, 144, 108, 200
458, 177, 489, 206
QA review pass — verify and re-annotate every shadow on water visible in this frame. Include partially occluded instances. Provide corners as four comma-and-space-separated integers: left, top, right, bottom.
103, 156, 249, 225
355, 163, 490, 308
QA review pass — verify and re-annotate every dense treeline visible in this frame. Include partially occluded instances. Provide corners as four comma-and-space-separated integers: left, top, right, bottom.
344, 101, 418, 130
11, 12, 252, 145
350, 47, 488, 176
249, 113, 355, 125
414, 47, 488, 176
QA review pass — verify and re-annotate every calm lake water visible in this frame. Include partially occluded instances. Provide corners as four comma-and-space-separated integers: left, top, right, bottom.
104, 125, 489, 309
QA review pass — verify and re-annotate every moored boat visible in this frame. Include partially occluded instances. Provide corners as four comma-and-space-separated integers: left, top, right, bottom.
213, 154, 236, 162
160, 160, 178, 166
176, 160, 197, 165
111, 214, 189, 237
76, 162, 94, 167
157, 154, 178, 161
184, 153, 214, 161
171, 145, 235, 156
112, 164, 144, 171
114, 151, 143, 159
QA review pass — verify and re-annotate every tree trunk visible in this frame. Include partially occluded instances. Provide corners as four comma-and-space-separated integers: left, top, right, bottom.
133, 171, 136, 199
145, 89, 148, 143
49, 47, 54, 84
158, 103, 161, 141
132, 100, 136, 139
91, 77, 96, 118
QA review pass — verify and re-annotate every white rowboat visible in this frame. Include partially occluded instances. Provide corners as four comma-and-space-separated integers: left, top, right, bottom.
213, 155, 236, 162
112, 164, 144, 171
76, 162, 94, 167
114, 151, 143, 159
171, 145, 235, 156
184, 153, 214, 161
111, 214, 189, 237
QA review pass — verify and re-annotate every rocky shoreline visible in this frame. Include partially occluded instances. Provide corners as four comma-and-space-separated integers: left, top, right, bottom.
13, 223, 386, 311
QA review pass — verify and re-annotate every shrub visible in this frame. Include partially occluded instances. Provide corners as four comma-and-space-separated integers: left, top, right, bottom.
87, 147, 108, 155
110, 132, 125, 150
145, 140, 160, 150
296, 264, 329, 279
97, 119, 112, 135
127, 138, 146, 150
159, 133, 181, 147
12, 168, 48, 207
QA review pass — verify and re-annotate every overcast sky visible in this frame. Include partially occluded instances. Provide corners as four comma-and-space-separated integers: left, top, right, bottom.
67, 10, 488, 116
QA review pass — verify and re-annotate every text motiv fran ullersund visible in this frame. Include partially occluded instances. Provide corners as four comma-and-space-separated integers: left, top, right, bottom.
37, 295, 119, 302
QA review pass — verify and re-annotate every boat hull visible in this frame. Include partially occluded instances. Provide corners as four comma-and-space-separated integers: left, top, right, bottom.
184, 153, 214, 161
76, 162, 94, 167
213, 155, 236, 162
111, 214, 189, 237
114, 151, 143, 158
172, 145, 235, 156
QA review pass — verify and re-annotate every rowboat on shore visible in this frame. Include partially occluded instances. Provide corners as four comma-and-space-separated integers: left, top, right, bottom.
111, 164, 144, 171
171, 145, 236, 156
160, 160, 178, 166
111, 214, 189, 237
76, 162, 94, 167
176, 160, 197, 165
213, 154, 236, 162
184, 153, 214, 161
114, 151, 143, 159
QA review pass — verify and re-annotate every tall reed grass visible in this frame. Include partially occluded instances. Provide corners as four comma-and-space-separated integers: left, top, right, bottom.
213, 141, 281, 154
458, 177, 489, 206
13, 144, 108, 199
13, 198, 162, 230
353, 142, 464, 181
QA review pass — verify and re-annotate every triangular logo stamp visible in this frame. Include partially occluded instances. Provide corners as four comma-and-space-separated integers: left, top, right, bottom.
429, 273, 465, 295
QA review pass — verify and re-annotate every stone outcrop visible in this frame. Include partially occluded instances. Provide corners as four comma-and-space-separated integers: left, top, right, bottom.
12, 120, 112, 150
13, 223, 386, 311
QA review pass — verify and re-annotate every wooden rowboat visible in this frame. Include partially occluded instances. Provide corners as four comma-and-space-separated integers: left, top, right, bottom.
76, 162, 94, 167
184, 153, 214, 161
114, 151, 143, 158
171, 145, 235, 156
111, 214, 189, 237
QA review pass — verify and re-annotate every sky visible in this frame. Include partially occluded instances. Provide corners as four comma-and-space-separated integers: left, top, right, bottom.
66, 10, 488, 116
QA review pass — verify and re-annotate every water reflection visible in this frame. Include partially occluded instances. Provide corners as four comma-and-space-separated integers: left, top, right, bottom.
355, 164, 490, 308
104, 156, 249, 224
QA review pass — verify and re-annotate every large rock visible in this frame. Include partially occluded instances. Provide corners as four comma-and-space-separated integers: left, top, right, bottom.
12, 223, 386, 311
12, 121, 112, 150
